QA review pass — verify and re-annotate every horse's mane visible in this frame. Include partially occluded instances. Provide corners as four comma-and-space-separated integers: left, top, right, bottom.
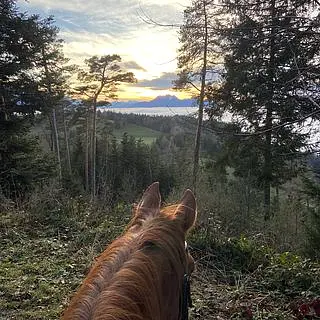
62, 204, 187, 320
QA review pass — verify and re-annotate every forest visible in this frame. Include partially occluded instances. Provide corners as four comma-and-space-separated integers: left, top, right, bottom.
1, 0, 320, 319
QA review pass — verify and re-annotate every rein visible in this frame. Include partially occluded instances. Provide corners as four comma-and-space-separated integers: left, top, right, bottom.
181, 274, 192, 320
180, 242, 193, 320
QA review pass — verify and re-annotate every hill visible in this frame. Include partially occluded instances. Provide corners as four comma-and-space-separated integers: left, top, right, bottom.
107, 95, 196, 109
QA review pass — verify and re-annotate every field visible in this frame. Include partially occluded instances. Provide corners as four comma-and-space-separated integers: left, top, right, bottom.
112, 123, 162, 144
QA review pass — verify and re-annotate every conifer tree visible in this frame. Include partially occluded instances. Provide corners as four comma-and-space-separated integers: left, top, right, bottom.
0, 0, 62, 198
36, 17, 73, 183
75, 55, 136, 199
175, 0, 223, 191
215, 0, 320, 219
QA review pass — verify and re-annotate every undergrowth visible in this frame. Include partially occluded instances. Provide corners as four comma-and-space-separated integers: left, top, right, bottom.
189, 229, 320, 319
1, 200, 320, 319
0, 197, 132, 319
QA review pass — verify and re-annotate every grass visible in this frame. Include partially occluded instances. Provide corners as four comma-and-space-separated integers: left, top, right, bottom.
0, 220, 86, 319
112, 123, 162, 144
0, 206, 127, 320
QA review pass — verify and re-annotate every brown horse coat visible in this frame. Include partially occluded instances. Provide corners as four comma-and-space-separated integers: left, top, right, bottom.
62, 182, 197, 320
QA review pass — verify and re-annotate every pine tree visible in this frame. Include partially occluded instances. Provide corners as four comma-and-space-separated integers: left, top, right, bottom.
215, 0, 320, 219
75, 55, 136, 199
36, 17, 73, 183
0, 1, 61, 198
175, 0, 223, 191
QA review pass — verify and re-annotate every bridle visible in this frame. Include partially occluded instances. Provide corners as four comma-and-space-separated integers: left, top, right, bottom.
180, 241, 193, 320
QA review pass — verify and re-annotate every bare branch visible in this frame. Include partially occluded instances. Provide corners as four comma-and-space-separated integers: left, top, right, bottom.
137, 4, 181, 28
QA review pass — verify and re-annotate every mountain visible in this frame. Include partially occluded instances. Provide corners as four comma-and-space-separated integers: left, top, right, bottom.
107, 95, 196, 109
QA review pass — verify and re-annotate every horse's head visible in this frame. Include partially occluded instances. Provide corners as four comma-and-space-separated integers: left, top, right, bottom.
62, 182, 197, 320
129, 182, 196, 272
128, 182, 197, 319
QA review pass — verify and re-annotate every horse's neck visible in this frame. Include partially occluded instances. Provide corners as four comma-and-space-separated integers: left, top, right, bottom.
158, 266, 182, 320
100, 256, 181, 320
101, 245, 182, 320
62, 235, 183, 320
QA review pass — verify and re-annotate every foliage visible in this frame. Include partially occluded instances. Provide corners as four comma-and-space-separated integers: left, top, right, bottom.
261, 253, 320, 296
0, 134, 56, 199
95, 132, 176, 203
2, 2, 320, 319
175, 0, 222, 90
190, 234, 273, 274
0, 1, 68, 198
175, 0, 224, 189
208, 0, 320, 218
189, 233, 320, 319
48, 107, 218, 204
0, 199, 131, 319
74, 54, 136, 197
75, 55, 136, 103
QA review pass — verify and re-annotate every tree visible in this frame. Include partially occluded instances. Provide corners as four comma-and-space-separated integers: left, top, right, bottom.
175, 0, 223, 192
0, 0, 60, 198
36, 17, 74, 183
213, 0, 320, 219
75, 55, 136, 199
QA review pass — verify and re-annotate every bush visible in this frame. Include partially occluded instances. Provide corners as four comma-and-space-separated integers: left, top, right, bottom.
258, 253, 320, 297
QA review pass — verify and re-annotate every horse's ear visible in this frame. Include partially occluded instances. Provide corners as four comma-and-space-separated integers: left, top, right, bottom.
175, 189, 197, 232
135, 182, 161, 220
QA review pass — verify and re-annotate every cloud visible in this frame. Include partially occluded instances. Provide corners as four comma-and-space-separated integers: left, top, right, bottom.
16, 0, 191, 99
34, 3, 140, 40
121, 61, 146, 71
136, 72, 177, 90
17, 0, 186, 70
18, 0, 188, 36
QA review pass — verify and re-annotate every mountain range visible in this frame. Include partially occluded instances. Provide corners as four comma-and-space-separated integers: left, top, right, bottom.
107, 95, 196, 109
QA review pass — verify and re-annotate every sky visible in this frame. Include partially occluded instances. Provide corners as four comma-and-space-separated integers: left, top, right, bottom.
17, 0, 192, 101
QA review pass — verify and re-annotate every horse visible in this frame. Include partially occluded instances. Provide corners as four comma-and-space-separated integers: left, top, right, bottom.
62, 182, 197, 320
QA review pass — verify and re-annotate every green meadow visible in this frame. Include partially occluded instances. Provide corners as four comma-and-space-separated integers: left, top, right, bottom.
112, 123, 162, 145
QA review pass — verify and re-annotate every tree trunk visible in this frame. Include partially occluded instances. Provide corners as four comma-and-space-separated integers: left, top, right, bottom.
47, 115, 55, 152
41, 47, 62, 183
42, 47, 62, 183
52, 107, 62, 182
192, 0, 208, 193
263, 115, 272, 220
91, 100, 97, 200
85, 104, 90, 192
263, 0, 276, 220
62, 107, 72, 177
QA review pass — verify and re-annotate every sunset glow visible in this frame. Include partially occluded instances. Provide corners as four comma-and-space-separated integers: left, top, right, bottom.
17, 0, 192, 101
